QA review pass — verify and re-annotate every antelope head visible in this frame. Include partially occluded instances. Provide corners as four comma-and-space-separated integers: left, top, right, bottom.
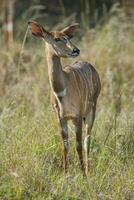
28, 21, 80, 58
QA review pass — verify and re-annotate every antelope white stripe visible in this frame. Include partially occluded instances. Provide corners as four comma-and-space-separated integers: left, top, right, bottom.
57, 88, 67, 97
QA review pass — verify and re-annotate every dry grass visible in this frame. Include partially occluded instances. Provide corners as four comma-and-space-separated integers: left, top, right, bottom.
0, 9, 134, 200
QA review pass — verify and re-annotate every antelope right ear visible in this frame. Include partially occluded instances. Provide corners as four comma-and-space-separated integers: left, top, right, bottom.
61, 23, 80, 38
28, 21, 48, 38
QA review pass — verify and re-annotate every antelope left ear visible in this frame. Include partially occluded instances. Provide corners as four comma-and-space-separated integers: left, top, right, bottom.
28, 21, 48, 38
61, 23, 80, 38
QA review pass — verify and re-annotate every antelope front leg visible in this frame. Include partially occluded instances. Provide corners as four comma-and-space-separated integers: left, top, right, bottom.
73, 117, 85, 175
59, 117, 68, 173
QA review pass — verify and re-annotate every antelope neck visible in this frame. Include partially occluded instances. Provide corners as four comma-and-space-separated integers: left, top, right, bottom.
46, 51, 67, 95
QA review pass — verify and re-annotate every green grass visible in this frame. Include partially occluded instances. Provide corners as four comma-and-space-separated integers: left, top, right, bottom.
0, 10, 134, 200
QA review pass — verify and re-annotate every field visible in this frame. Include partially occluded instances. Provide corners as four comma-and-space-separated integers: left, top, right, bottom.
0, 8, 134, 200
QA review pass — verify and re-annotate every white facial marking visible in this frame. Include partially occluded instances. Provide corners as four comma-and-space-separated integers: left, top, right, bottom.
67, 41, 72, 49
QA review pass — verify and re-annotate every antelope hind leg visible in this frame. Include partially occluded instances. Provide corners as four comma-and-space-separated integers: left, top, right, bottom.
84, 107, 96, 175
73, 117, 85, 175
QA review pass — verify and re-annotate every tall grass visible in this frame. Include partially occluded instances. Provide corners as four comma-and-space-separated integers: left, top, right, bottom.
0, 8, 134, 200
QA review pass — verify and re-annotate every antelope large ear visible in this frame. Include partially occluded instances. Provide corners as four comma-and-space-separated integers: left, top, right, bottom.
28, 21, 48, 38
61, 23, 80, 38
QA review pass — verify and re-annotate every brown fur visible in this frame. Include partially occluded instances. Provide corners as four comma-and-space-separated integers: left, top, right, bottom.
29, 21, 101, 175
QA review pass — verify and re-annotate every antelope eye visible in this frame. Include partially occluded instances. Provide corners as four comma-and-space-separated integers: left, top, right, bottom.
55, 38, 61, 42
63, 37, 68, 43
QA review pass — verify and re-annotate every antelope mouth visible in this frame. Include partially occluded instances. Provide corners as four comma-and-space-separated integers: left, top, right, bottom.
68, 52, 80, 58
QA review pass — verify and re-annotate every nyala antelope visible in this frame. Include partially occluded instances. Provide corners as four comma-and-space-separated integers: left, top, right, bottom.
28, 21, 101, 175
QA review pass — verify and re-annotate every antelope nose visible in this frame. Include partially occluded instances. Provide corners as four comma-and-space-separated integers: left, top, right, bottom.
73, 48, 80, 54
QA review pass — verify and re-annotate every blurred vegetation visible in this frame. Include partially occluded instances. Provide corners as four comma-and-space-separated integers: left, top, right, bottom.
0, 1, 134, 200
0, 0, 131, 44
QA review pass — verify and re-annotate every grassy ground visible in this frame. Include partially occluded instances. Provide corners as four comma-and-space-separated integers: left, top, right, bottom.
0, 9, 134, 200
